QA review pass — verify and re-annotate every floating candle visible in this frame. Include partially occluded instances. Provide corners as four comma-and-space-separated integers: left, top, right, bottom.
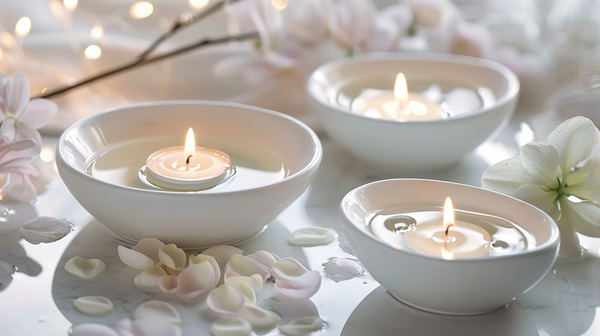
145, 128, 231, 191
351, 73, 444, 121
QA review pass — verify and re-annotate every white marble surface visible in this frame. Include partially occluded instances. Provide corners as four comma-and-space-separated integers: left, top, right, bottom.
0, 122, 600, 335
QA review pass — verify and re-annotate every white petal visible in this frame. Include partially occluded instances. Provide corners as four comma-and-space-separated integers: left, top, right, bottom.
73, 296, 114, 316
547, 117, 600, 179
65, 256, 105, 281
132, 238, 165, 265
560, 196, 600, 237
0, 117, 16, 143
175, 261, 218, 299
134, 300, 181, 324
481, 156, 529, 197
289, 227, 337, 246
226, 280, 256, 305
158, 275, 179, 294
116, 317, 183, 336
202, 245, 243, 270
275, 270, 321, 300
20, 216, 72, 244
118, 245, 155, 271
135, 265, 168, 289
519, 142, 560, 189
323, 257, 364, 282
158, 244, 186, 271
224, 273, 264, 294
246, 250, 279, 269
210, 318, 252, 336
18, 98, 58, 129
262, 297, 319, 322
71, 324, 119, 336
330, 0, 377, 48
224, 254, 271, 282
515, 184, 560, 219
379, 3, 413, 32
207, 284, 246, 315
237, 305, 281, 331
279, 316, 324, 336
189, 253, 221, 282
6, 74, 30, 116
450, 21, 494, 58
272, 258, 308, 281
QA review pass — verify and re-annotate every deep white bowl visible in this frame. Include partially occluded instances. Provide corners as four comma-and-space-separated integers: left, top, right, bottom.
57, 101, 322, 248
340, 179, 559, 315
308, 53, 519, 171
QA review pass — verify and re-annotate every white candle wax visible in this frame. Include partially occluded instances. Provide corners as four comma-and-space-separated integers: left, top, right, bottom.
145, 128, 231, 191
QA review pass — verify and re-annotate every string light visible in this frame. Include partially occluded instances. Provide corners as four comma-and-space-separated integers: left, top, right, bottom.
90, 25, 104, 39
15, 17, 32, 38
189, 0, 209, 9
63, 0, 78, 12
270, 0, 289, 11
0, 48, 3, 60
40, 147, 54, 162
130, 2, 154, 19
84, 44, 102, 59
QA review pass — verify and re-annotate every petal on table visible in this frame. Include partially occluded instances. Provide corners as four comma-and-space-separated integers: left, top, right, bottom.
275, 270, 321, 299
135, 265, 168, 292
65, 256, 106, 281
73, 296, 114, 316
5, 74, 30, 116
224, 272, 264, 293
547, 117, 600, 179
560, 196, 600, 237
158, 275, 179, 294
288, 227, 337, 246
237, 305, 281, 331
118, 245, 155, 271
515, 184, 559, 219
70, 323, 119, 336
20, 216, 72, 244
246, 250, 280, 269
210, 318, 252, 336
279, 316, 324, 336
189, 253, 221, 282
272, 258, 308, 281
175, 261, 218, 299
226, 280, 256, 305
158, 244, 186, 271
202, 245, 243, 270
520, 142, 560, 189
133, 238, 165, 265
116, 317, 183, 336
207, 284, 246, 315
134, 300, 181, 324
224, 254, 270, 282
481, 156, 529, 197
18, 98, 58, 129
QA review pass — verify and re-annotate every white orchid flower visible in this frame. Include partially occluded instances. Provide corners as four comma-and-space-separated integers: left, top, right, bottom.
0, 74, 58, 151
449, 21, 493, 58
330, 0, 377, 52
282, 0, 331, 46
482, 117, 600, 257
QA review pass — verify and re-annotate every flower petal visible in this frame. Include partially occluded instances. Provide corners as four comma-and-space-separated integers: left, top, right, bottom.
158, 274, 179, 294
207, 284, 247, 315
560, 196, 600, 237
224, 272, 264, 294
481, 156, 529, 197
224, 254, 270, 282
547, 117, 600, 180
519, 142, 560, 189
323, 257, 364, 282
289, 227, 337, 246
118, 245, 155, 271
0, 117, 15, 143
73, 296, 114, 316
226, 280, 256, 305
158, 244, 186, 272
20, 216, 72, 244
133, 238, 165, 265
175, 261, 218, 299
18, 98, 58, 129
5, 74, 30, 116
116, 317, 183, 336
237, 305, 281, 331
189, 253, 221, 283
279, 316, 324, 336
134, 300, 182, 324
515, 184, 560, 219
65, 256, 105, 280
202, 245, 243, 270
135, 265, 168, 292
210, 318, 252, 336
275, 270, 321, 299
71, 324, 119, 336
246, 250, 280, 269
272, 258, 308, 281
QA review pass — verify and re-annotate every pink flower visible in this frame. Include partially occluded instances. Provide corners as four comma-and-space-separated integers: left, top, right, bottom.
0, 139, 40, 202
450, 21, 493, 58
330, 0, 377, 51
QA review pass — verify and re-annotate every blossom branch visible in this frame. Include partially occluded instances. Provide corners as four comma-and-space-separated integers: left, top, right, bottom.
36, 32, 259, 99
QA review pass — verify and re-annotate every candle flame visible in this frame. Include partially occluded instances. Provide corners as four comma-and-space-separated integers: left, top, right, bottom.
394, 73, 408, 103
441, 245, 454, 260
15, 17, 31, 38
184, 128, 195, 159
443, 197, 454, 231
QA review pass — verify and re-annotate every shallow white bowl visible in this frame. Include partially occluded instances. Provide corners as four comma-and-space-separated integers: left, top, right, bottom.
308, 53, 519, 171
340, 179, 559, 315
57, 101, 322, 248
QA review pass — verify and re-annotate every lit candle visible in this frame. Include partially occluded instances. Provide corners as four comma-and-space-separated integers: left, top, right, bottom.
403, 197, 492, 259
145, 128, 231, 191
351, 73, 444, 122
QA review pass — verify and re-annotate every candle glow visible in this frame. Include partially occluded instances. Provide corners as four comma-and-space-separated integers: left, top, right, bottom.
189, 0, 209, 9
15, 17, 31, 38
90, 25, 104, 39
63, 0, 78, 12
84, 45, 102, 59
394, 73, 408, 110
271, 0, 289, 10
443, 197, 454, 232
184, 128, 195, 163
130, 2, 154, 19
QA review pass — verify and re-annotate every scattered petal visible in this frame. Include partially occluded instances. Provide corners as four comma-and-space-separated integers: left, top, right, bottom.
65, 256, 105, 280
133, 238, 165, 265
116, 317, 183, 336
135, 265, 168, 292
272, 258, 308, 281
189, 253, 221, 283
227, 280, 256, 305
224, 273, 264, 294
262, 297, 319, 322
165, 261, 218, 299
210, 318, 252, 336
158, 244, 186, 272
289, 227, 337, 246
202, 245, 243, 270
73, 296, 114, 316
207, 284, 246, 315
70, 323, 119, 336
118, 245, 155, 271
224, 254, 271, 283
20, 216, 72, 244
275, 270, 321, 299
134, 300, 181, 324
279, 316, 324, 336
247, 250, 280, 269
323, 257, 365, 282
237, 305, 281, 331
158, 275, 179, 294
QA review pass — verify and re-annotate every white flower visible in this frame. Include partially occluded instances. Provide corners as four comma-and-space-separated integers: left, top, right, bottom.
379, 3, 414, 34
401, 0, 458, 29
482, 117, 600, 257
329, 0, 377, 51
282, 0, 331, 46
449, 21, 493, 58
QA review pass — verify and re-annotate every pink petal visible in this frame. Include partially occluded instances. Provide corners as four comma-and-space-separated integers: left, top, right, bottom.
275, 270, 321, 299
6, 74, 30, 116
116, 317, 183, 336
15, 124, 42, 153
71, 323, 119, 336
18, 98, 58, 129
0, 117, 15, 143
206, 284, 246, 315
224, 254, 271, 282
158, 275, 179, 294
175, 261, 218, 299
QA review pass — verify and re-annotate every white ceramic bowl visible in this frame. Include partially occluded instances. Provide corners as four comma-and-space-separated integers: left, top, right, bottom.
57, 101, 322, 248
308, 53, 520, 171
340, 179, 559, 315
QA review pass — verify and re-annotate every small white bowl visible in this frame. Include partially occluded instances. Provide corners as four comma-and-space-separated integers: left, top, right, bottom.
308, 53, 519, 171
57, 101, 322, 248
340, 179, 559, 315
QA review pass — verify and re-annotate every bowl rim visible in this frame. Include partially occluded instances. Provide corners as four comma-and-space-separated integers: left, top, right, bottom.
307, 52, 520, 124
57, 100, 323, 195
340, 178, 560, 262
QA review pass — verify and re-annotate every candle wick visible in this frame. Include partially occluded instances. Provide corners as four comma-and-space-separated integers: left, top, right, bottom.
445, 224, 453, 237
186, 155, 192, 165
